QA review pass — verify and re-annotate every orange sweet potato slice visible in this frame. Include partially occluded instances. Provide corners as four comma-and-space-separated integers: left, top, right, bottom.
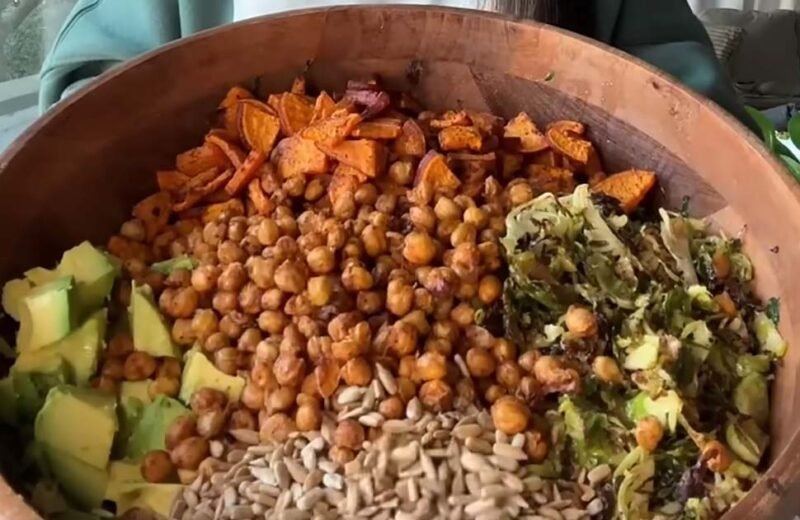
430, 110, 471, 129
274, 136, 329, 178
278, 93, 314, 136
238, 100, 281, 155
225, 150, 267, 196
194, 199, 245, 223
300, 113, 362, 146
175, 143, 229, 176
438, 126, 483, 152
352, 118, 403, 140
311, 91, 337, 123
173, 168, 234, 212
156, 170, 190, 192
247, 179, 273, 216
527, 165, 577, 195
546, 127, 592, 164
592, 169, 657, 213
415, 150, 461, 193
133, 191, 172, 240
179, 166, 220, 195
393, 119, 426, 157
547, 120, 585, 135
205, 134, 246, 169
317, 139, 387, 178
467, 111, 504, 137
218, 86, 253, 138
267, 93, 283, 113
504, 113, 549, 153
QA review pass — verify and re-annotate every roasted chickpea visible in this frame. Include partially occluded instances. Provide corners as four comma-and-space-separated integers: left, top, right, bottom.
533, 355, 581, 394
196, 408, 226, 439
388, 159, 414, 185
246, 257, 277, 290
715, 292, 737, 317
484, 383, 506, 403
148, 376, 180, 399
121, 219, 146, 242
217, 240, 247, 264
432, 320, 460, 344
171, 318, 196, 346
219, 313, 245, 339
434, 197, 462, 221
212, 291, 238, 314
217, 262, 247, 293
305, 178, 325, 201
592, 356, 623, 384
189, 389, 227, 415
565, 305, 598, 338
525, 430, 549, 463
375, 396, 403, 419
375, 193, 397, 214
295, 403, 322, 432
360, 225, 387, 257
466, 347, 496, 378
191, 309, 219, 341
635, 416, 664, 452
463, 206, 489, 229
170, 437, 209, 471
491, 396, 530, 435
712, 250, 731, 280
238, 283, 263, 315
306, 246, 336, 274
238, 328, 262, 351
495, 361, 522, 391
166, 415, 197, 450
419, 379, 454, 412
436, 219, 459, 242
229, 409, 258, 431
261, 288, 284, 310
478, 275, 503, 305
266, 386, 297, 414
295, 315, 320, 339
107, 333, 134, 358
259, 413, 296, 443
408, 206, 436, 233
507, 182, 534, 207
101, 358, 125, 380
256, 218, 280, 246
341, 263, 374, 292
204, 331, 230, 353
123, 352, 157, 381
478, 241, 502, 270
396, 377, 417, 403
450, 303, 475, 327
274, 260, 307, 294
451, 243, 481, 282
329, 445, 356, 465
518, 351, 539, 373
415, 351, 447, 381
341, 357, 372, 386
397, 356, 416, 379
255, 310, 285, 335
451, 222, 477, 247
492, 339, 516, 363
273, 353, 306, 387
213, 347, 239, 375
141, 450, 175, 483
403, 232, 437, 266
388, 321, 419, 357
335, 419, 366, 450
702, 440, 732, 473
203, 221, 226, 246
385, 279, 414, 317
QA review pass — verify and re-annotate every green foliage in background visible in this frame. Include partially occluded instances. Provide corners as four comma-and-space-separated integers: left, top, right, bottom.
746, 106, 800, 182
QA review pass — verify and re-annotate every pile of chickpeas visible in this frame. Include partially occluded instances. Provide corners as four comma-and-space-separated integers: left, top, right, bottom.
96, 98, 652, 482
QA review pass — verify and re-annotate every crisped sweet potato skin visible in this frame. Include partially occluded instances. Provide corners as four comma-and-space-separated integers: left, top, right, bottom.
592, 169, 657, 213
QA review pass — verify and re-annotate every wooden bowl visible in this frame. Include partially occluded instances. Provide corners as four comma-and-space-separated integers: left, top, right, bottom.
1, 6, 799, 519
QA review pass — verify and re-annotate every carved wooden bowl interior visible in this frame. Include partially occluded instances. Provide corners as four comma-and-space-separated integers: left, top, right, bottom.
1, 6, 799, 519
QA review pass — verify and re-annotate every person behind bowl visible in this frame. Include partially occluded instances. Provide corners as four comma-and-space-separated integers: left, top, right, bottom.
39, 0, 758, 133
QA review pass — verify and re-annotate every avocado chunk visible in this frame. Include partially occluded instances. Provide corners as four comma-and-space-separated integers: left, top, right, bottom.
43, 448, 109, 511
47, 310, 107, 386
105, 460, 145, 504
57, 242, 119, 316
115, 381, 154, 456
120, 380, 153, 407
129, 283, 179, 359
114, 483, 182, 519
12, 350, 71, 420
180, 350, 245, 404
125, 395, 189, 461
35, 385, 118, 470
25, 267, 60, 286
17, 276, 75, 352
2, 277, 32, 321
150, 255, 198, 275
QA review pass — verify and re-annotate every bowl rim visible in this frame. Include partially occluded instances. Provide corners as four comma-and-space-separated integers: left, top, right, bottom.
0, 6, 797, 520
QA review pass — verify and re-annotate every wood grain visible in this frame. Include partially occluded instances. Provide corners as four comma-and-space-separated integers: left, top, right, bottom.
0, 6, 797, 519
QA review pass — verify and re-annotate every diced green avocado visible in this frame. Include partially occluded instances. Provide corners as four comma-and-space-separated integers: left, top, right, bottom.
734, 373, 769, 426
43, 447, 109, 511
0, 376, 17, 425
17, 276, 75, 352
125, 395, 189, 461
105, 460, 145, 503
129, 283, 179, 358
754, 311, 788, 358
12, 350, 71, 420
626, 390, 683, 433
623, 334, 660, 371
35, 385, 118, 470
150, 255, 198, 275
2, 277, 32, 321
180, 350, 245, 404
120, 381, 153, 407
48, 310, 107, 386
25, 267, 60, 286
57, 242, 120, 316
726, 417, 768, 466
115, 381, 152, 456
114, 483, 182, 519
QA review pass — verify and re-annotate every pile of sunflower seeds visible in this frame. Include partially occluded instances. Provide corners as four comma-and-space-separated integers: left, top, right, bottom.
168, 373, 616, 520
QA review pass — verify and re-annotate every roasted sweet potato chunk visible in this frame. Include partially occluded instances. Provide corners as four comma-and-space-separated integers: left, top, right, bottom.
133, 191, 172, 240
546, 127, 592, 164
225, 150, 267, 196
198, 199, 245, 223
205, 134, 246, 169
311, 91, 337, 123
468, 111, 504, 137
352, 118, 403, 140
438, 126, 483, 152
504, 113, 549, 153
247, 179, 273, 216
527, 165, 577, 195
278, 93, 314, 136
393, 119, 426, 157
218, 86, 253, 138
300, 113, 362, 146
238, 100, 281, 155
156, 170, 189, 192
547, 120, 585, 135
592, 169, 657, 213
274, 136, 329, 178
430, 110, 471, 129
415, 150, 461, 195
175, 143, 228, 176
173, 168, 234, 212
317, 139, 387, 178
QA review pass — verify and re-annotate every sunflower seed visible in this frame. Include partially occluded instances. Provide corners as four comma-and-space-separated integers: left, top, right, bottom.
464, 498, 496, 516
538, 506, 564, 520
338, 386, 366, 405
586, 465, 611, 486
359, 412, 385, 427
475, 511, 504, 520
250, 467, 277, 486
318, 459, 339, 474
375, 363, 397, 395
464, 437, 492, 455
561, 508, 587, 520
480, 484, 516, 500
492, 442, 527, 461
323, 473, 344, 490
382, 419, 414, 434
452, 424, 483, 439
489, 454, 518, 472
229, 428, 260, 445
301, 447, 318, 471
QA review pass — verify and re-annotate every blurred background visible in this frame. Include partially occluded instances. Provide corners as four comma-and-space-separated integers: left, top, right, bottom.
0, 0, 797, 152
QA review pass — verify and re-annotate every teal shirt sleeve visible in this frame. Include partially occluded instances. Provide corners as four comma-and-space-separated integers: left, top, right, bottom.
38, 0, 232, 112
